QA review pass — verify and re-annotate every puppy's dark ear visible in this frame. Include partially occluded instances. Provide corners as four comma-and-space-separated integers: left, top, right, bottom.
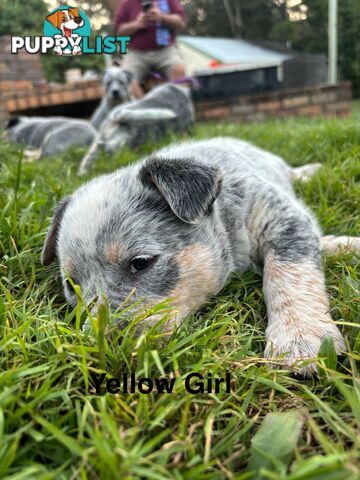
6, 117, 21, 129
123, 70, 133, 84
140, 157, 222, 224
41, 197, 70, 266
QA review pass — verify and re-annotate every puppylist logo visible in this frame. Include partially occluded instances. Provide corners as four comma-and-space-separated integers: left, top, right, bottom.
11, 5, 130, 56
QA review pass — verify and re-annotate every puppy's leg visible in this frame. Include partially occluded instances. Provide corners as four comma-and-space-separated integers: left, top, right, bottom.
78, 134, 104, 176
290, 163, 322, 182
262, 253, 345, 374
90, 98, 108, 130
321, 235, 360, 255
248, 193, 345, 374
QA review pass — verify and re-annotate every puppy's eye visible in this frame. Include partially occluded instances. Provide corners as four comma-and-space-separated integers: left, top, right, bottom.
65, 278, 76, 293
131, 256, 152, 273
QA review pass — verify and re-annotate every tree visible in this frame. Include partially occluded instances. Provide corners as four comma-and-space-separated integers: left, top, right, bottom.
0, 0, 48, 36
43, 0, 112, 32
271, 0, 327, 53
270, 0, 360, 96
222, 0, 243, 38
337, 0, 360, 96
182, 0, 287, 41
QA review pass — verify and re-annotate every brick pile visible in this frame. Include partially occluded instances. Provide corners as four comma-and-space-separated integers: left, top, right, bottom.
3, 80, 104, 115
196, 82, 352, 122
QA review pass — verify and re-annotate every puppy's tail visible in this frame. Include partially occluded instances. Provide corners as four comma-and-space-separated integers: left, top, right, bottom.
78, 134, 104, 176
321, 235, 360, 255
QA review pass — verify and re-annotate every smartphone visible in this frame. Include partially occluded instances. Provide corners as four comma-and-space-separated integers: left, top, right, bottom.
142, 1, 152, 12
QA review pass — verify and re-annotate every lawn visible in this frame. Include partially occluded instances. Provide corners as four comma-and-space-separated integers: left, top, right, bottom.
0, 109, 359, 479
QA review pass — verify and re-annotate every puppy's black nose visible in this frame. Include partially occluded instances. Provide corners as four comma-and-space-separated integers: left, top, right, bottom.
74, 17, 83, 24
112, 90, 121, 99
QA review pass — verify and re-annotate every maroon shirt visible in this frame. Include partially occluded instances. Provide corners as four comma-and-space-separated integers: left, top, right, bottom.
115, 0, 186, 51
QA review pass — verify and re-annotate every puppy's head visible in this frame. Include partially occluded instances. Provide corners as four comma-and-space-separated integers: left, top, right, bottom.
102, 66, 133, 103
42, 157, 224, 328
6, 117, 22, 130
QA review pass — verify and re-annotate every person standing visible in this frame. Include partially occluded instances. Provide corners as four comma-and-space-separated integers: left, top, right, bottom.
115, 0, 187, 98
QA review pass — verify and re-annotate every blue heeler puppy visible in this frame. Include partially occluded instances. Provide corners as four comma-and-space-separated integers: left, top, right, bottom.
41, 138, 359, 374
5, 67, 133, 158
6, 116, 67, 147
5, 116, 97, 159
90, 66, 133, 129
78, 83, 195, 176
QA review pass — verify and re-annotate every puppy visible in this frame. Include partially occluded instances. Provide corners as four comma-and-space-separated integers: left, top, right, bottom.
78, 83, 195, 175
46, 7, 84, 55
41, 121, 97, 158
6, 66, 134, 157
6, 117, 97, 159
42, 138, 359, 374
6, 116, 63, 147
90, 67, 133, 130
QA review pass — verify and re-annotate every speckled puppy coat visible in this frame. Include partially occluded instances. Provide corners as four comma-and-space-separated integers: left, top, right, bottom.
77, 83, 194, 175
42, 137, 359, 373
5, 67, 133, 158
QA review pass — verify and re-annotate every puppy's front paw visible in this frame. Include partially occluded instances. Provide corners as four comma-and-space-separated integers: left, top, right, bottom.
264, 320, 346, 375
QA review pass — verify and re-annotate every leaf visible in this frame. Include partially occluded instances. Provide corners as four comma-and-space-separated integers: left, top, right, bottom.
34, 415, 83, 457
151, 350, 165, 375
0, 408, 3, 441
248, 411, 305, 480
96, 297, 110, 370
0, 295, 5, 325
318, 336, 337, 374
204, 414, 214, 464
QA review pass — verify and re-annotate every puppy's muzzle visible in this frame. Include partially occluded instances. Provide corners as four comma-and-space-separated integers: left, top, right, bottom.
111, 89, 121, 100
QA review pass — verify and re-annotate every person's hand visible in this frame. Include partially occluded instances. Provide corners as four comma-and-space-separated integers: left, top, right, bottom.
146, 7, 164, 23
135, 12, 148, 30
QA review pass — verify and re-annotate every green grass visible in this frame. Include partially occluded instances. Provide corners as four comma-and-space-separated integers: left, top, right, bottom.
0, 109, 359, 480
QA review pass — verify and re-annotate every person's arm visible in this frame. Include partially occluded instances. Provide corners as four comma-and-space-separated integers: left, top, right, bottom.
146, 1, 187, 33
117, 13, 147, 35
115, 0, 147, 36
159, 12, 186, 32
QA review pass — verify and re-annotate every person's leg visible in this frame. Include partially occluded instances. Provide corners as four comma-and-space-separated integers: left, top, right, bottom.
121, 50, 150, 99
155, 45, 186, 82
168, 63, 186, 81
130, 80, 145, 99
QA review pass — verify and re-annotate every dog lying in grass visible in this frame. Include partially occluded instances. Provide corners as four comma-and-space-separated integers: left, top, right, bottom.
6, 116, 98, 159
77, 83, 194, 175
41, 138, 359, 374
5, 67, 133, 158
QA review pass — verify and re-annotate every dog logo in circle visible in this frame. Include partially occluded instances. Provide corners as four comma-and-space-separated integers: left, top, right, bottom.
44, 6, 91, 55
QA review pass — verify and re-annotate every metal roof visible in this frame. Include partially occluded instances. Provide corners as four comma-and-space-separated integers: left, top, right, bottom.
178, 36, 292, 66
